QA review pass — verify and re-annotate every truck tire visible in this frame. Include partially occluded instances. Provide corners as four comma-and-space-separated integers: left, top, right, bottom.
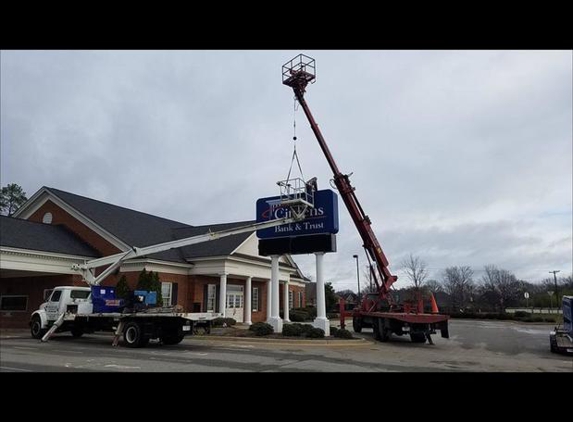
30, 316, 46, 340
352, 317, 363, 333
550, 335, 558, 353
410, 332, 426, 343
162, 334, 185, 345
379, 319, 390, 342
373, 318, 390, 342
123, 322, 147, 348
71, 328, 84, 338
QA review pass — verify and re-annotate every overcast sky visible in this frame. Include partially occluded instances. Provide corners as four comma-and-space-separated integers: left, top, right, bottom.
1, 50, 571, 291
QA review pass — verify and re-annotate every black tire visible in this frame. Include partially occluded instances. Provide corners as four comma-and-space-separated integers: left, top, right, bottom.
372, 318, 381, 341
71, 328, 84, 338
30, 316, 46, 339
378, 318, 390, 342
550, 335, 558, 353
410, 332, 427, 343
123, 322, 146, 348
162, 334, 185, 345
352, 317, 363, 333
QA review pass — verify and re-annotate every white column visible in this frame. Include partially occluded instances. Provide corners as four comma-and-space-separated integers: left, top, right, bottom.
313, 252, 330, 336
283, 280, 290, 323
245, 276, 252, 325
219, 273, 227, 318
268, 255, 283, 333
266, 279, 272, 322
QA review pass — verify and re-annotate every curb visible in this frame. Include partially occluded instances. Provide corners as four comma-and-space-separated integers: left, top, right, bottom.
187, 335, 367, 346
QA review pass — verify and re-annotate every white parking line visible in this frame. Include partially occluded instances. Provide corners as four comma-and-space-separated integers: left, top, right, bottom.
0, 366, 33, 372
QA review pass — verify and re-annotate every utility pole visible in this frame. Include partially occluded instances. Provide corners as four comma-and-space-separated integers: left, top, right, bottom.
549, 270, 560, 305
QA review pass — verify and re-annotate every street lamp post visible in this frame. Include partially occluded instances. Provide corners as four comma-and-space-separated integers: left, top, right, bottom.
549, 270, 560, 305
353, 255, 360, 299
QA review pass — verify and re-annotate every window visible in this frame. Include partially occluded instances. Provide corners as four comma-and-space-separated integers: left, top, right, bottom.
298, 291, 303, 308
49, 290, 62, 302
0, 295, 28, 311
42, 212, 53, 224
43, 289, 54, 301
289, 290, 294, 310
161, 282, 173, 306
252, 287, 259, 311
206, 284, 217, 312
235, 294, 243, 308
70, 290, 90, 300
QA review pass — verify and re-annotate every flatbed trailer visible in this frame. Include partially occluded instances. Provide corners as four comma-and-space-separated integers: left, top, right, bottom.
353, 310, 449, 343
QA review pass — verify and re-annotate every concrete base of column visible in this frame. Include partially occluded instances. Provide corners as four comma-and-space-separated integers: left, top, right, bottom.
268, 316, 283, 334
313, 317, 330, 337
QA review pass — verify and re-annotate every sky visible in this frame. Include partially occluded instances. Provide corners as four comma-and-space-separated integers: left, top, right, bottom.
1, 50, 571, 291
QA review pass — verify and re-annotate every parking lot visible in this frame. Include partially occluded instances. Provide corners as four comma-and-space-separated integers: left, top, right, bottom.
1, 319, 571, 372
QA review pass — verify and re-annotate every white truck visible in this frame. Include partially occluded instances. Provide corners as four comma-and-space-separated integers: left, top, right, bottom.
30, 286, 217, 347
29, 214, 305, 347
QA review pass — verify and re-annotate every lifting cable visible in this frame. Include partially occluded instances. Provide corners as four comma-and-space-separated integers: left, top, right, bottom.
285, 97, 305, 184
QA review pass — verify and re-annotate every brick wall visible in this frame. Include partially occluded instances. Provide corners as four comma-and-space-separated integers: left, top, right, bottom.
0, 274, 80, 328
28, 200, 121, 256
251, 280, 268, 323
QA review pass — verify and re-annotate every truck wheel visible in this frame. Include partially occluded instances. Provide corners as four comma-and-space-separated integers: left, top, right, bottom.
30, 316, 46, 339
162, 334, 185, 345
123, 322, 146, 348
352, 317, 363, 333
378, 319, 390, 342
71, 329, 84, 338
550, 335, 558, 353
410, 332, 426, 343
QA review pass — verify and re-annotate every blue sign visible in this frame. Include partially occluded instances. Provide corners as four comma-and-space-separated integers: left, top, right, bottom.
256, 189, 339, 239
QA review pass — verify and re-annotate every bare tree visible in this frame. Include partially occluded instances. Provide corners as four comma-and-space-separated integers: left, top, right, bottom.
401, 253, 428, 289
424, 279, 443, 294
562, 274, 573, 289
442, 266, 474, 311
481, 265, 521, 311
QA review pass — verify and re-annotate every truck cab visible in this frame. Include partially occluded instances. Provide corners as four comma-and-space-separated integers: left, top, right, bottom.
30, 286, 92, 339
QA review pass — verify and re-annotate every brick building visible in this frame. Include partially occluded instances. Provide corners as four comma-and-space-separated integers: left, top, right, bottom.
0, 187, 308, 328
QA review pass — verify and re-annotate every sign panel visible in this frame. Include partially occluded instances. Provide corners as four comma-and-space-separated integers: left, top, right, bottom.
259, 233, 337, 256
256, 189, 339, 239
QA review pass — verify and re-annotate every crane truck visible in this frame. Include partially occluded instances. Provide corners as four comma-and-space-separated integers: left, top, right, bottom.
282, 54, 449, 344
29, 215, 302, 348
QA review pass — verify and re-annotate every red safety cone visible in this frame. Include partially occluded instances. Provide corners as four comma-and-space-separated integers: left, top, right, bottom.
430, 292, 439, 314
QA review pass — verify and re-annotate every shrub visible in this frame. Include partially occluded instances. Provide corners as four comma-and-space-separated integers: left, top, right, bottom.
532, 316, 544, 323
306, 327, 325, 338
292, 306, 316, 320
334, 328, 353, 339
289, 310, 309, 322
282, 324, 303, 337
514, 311, 531, 318
212, 317, 237, 327
299, 324, 314, 335
329, 326, 339, 336
249, 322, 274, 336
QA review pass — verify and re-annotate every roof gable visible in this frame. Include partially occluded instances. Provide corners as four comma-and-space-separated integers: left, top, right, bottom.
0, 215, 99, 257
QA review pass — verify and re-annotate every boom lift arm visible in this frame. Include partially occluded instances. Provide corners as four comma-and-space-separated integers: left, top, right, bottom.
72, 216, 299, 286
282, 55, 397, 299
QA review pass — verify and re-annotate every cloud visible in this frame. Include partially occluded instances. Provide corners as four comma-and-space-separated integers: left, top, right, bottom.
1, 50, 571, 291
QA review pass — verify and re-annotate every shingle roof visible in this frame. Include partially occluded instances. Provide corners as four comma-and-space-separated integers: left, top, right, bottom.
0, 215, 99, 257
44, 187, 255, 263
174, 220, 256, 259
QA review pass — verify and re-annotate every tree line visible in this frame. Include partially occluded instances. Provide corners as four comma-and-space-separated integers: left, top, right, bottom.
340, 253, 573, 313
